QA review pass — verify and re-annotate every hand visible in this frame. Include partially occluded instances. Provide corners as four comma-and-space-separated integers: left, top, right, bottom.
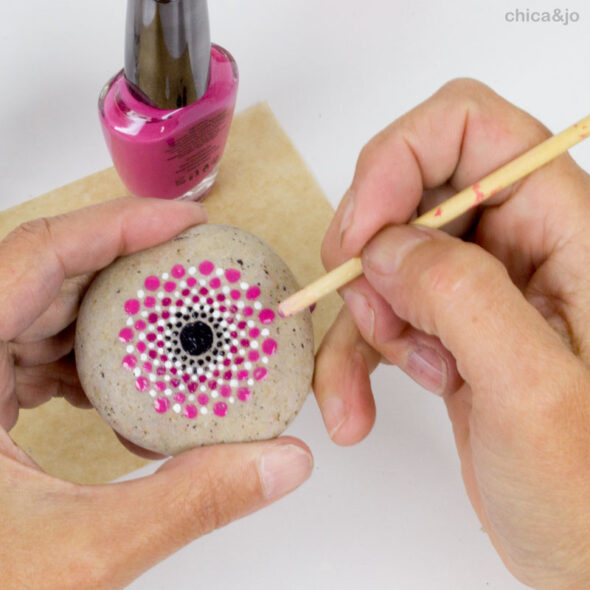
0, 198, 313, 590
314, 78, 590, 588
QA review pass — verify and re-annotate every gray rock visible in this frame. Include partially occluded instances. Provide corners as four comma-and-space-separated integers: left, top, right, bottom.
75, 224, 314, 455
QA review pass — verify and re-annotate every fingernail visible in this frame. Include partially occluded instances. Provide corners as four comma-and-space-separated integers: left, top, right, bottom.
364, 226, 430, 275
342, 288, 375, 342
321, 396, 347, 439
404, 347, 447, 396
259, 444, 313, 501
338, 190, 355, 249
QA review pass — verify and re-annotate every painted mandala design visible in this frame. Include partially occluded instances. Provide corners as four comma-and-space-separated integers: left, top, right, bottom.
118, 261, 278, 419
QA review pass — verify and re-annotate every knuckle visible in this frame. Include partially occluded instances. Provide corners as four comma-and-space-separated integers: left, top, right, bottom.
421, 242, 506, 303
9, 217, 54, 246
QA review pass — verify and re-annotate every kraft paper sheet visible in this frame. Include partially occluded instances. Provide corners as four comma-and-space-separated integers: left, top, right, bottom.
0, 103, 340, 484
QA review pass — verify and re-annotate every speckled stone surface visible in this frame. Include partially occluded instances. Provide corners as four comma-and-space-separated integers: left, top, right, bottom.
75, 224, 314, 456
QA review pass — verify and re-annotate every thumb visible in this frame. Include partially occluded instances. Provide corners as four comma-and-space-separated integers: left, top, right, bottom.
84, 438, 313, 588
361, 225, 568, 395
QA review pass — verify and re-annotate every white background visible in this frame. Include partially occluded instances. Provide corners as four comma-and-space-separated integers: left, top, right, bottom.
2, 1, 589, 588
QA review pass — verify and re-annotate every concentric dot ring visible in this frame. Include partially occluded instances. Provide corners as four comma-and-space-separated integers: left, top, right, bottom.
118, 261, 278, 419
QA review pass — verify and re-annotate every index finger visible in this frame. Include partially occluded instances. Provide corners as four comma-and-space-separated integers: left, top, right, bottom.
0, 197, 207, 341
322, 77, 553, 269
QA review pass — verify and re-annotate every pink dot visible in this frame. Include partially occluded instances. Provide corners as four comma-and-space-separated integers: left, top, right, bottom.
225, 268, 241, 283
155, 381, 166, 392
174, 393, 186, 403
197, 394, 209, 406
184, 404, 198, 419
135, 320, 146, 331
148, 313, 158, 324
188, 382, 198, 394
223, 358, 231, 367
229, 305, 238, 314
253, 367, 268, 381
187, 277, 197, 287
262, 338, 278, 356
182, 289, 190, 296
118, 327, 134, 343
248, 350, 260, 362
249, 328, 260, 338
124, 299, 140, 315
122, 355, 137, 370
199, 287, 209, 296
259, 309, 275, 325
243, 307, 253, 317
143, 362, 152, 372
154, 397, 170, 414
162, 298, 172, 307
171, 264, 185, 279
217, 294, 226, 302
230, 290, 241, 301
209, 381, 218, 390
246, 286, 260, 300
162, 311, 171, 319
144, 276, 160, 291
199, 261, 215, 275
171, 378, 181, 388
137, 342, 147, 353
219, 385, 232, 398
238, 387, 252, 402
135, 377, 150, 392
210, 277, 221, 289
146, 333, 157, 342
144, 296, 156, 308
237, 370, 249, 381
214, 402, 228, 417
148, 350, 157, 359
240, 339, 250, 348
164, 281, 176, 293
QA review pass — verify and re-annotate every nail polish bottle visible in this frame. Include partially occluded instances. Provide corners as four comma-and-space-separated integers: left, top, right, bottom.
99, 0, 239, 201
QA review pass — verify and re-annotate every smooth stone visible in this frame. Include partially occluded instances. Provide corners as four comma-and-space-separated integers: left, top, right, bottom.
75, 224, 314, 455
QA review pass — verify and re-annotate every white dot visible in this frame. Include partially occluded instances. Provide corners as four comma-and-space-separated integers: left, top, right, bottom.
230, 379, 238, 387
170, 306, 177, 314
235, 313, 242, 321
173, 404, 181, 413
197, 367, 204, 375
229, 397, 235, 404
147, 342, 155, 350
245, 362, 252, 370
206, 372, 212, 378
211, 391, 219, 399
136, 332, 146, 340
247, 320, 255, 328
158, 292, 165, 299
162, 273, 169, 280
186, 366, 194, 375
174, 291, 181, 298
164, 375, 171, 382
240, 282, 249, 290
165, 330, 172, 337
199, 279, 206, 286
222, 286, 230, 294
126, 317, 133, 326
239, 349, 245, 356
220, 320, 228, 328
262, 357, 269, 364
175, 361, 182, 368
149, 374, 156, 382
254, 302, 262, 310
165, 389, 172, 396
223, 344, 230, 351
137, 289, 145, 299
216, 268, 224, 276
201, 407, 208, 415
180, 280, 187, 289
261, 329, 270, 336
133, 368, 141, 377
126, 344, 134, 353
178, 384, 185, 392
200, 385, 207, 392
181, 307, 188, 314
141, 311, 149, 317
247, 379, 254, 386
150, 390, 157, 398
157, 319, 165, 326
189, 267, 196, 275
165, 361, 172, 369
141, 354, 148, 362
188, 394, 196, 401
251, 341, 259, 349
155, 306, 162, 312
153, 359, 160, 367
237, 301, 245, 309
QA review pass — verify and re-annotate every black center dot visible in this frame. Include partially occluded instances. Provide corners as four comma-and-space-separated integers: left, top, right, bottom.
179, 321, 214, 357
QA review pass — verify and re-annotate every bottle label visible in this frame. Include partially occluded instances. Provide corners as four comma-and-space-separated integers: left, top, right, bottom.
165, 109, 230, 188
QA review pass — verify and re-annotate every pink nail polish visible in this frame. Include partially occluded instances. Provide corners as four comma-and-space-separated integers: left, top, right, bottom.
99, 0, 238, 202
